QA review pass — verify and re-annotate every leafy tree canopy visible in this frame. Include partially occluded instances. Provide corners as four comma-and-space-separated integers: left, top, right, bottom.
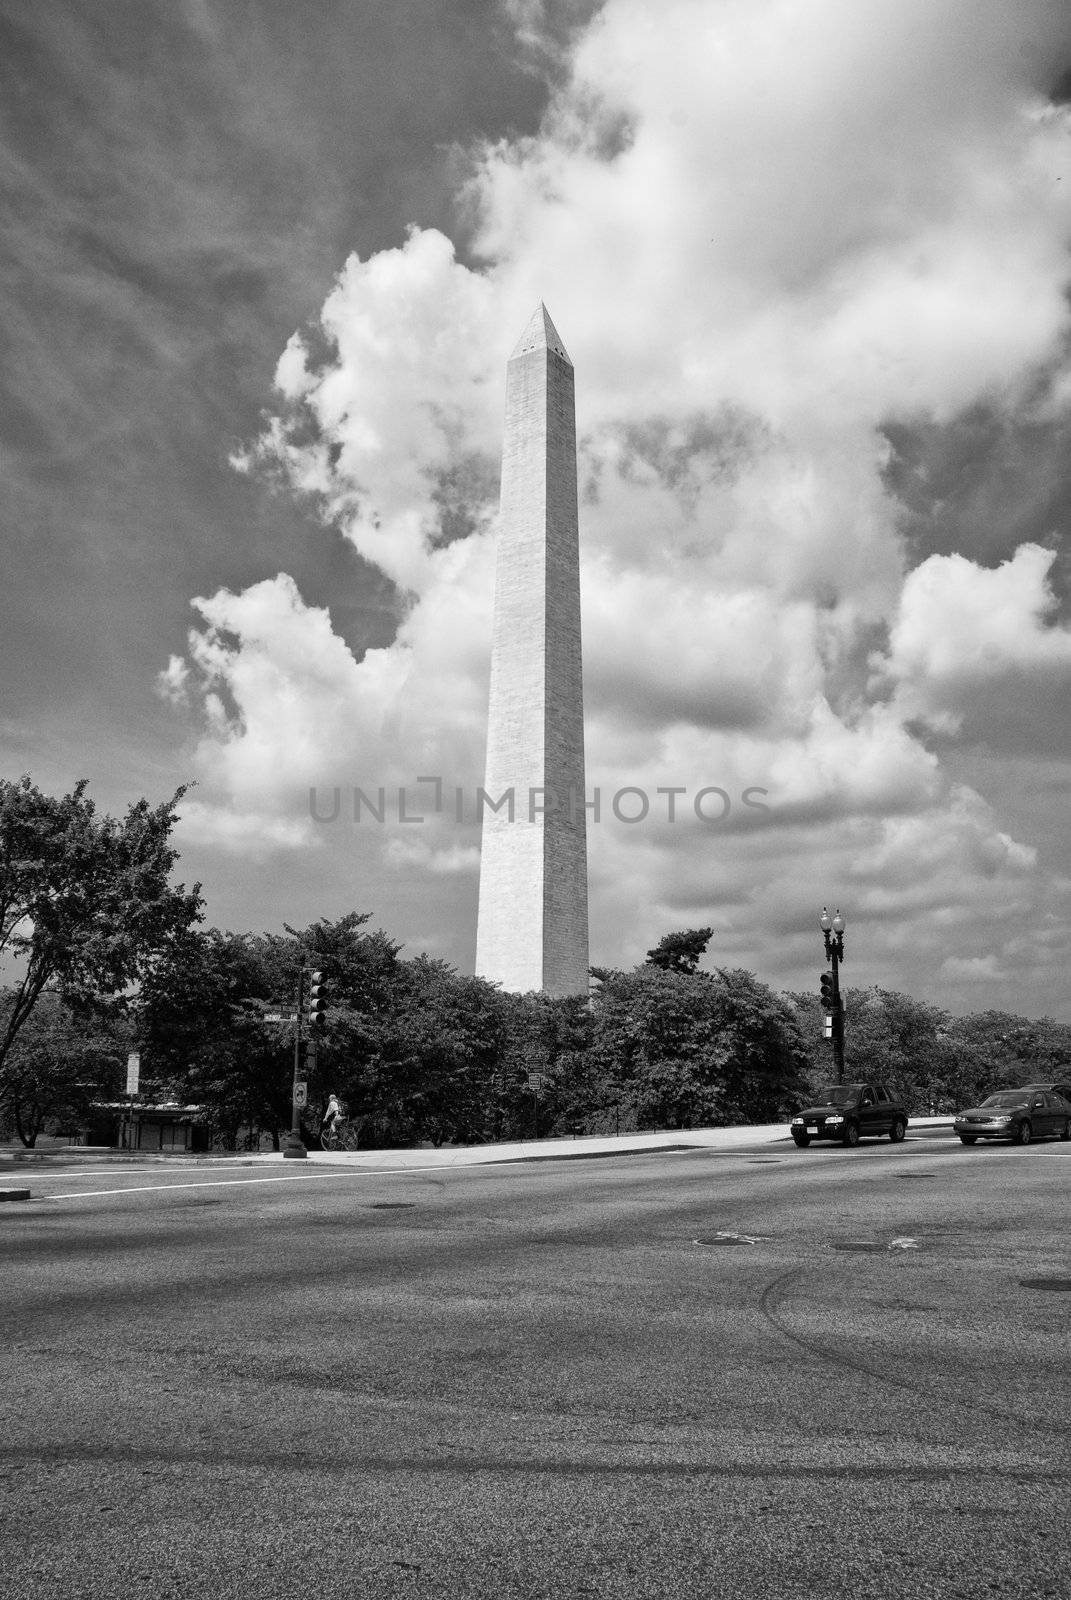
0, 990, 130, 1147
0, 775, 202, 1085
588, 962, 808, 1129
644, 927, 714, 974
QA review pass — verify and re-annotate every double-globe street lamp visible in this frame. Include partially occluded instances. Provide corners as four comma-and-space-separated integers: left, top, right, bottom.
820, 907, 846, 1083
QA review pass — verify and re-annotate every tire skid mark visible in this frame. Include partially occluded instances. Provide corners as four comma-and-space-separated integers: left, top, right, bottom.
757, 1267, 1068, 1441
2, 1439, 1069, 1483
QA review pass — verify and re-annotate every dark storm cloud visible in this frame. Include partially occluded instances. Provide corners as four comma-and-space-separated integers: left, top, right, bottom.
882, 402, 1071, 613
429, 449, 500, 548
585, 407, 767, 513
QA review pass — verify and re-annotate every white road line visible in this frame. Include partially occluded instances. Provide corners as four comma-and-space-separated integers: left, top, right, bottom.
38, 1161, 457, 1201
19, 1163, 263, 1182
41, 1171, 368, 1200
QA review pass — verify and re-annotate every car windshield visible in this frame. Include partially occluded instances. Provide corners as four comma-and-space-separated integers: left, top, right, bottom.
979, 1092, 1028, 1109
817, 1086, 857, 1106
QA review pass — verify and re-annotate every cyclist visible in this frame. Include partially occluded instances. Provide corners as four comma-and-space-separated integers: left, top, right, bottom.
322, 1092, 344, 1142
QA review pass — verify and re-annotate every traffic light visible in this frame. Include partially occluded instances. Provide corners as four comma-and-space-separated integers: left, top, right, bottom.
306, 970, 327, 1029
820, 971, 835, 1009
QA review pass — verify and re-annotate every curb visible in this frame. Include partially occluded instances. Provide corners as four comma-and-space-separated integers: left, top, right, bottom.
0, 1150, 268, 1167
0, 1119, 956, 1173
487, 1141, 711, 1165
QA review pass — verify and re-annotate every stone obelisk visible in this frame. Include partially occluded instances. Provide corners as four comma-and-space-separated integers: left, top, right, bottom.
475, 305, 589, 996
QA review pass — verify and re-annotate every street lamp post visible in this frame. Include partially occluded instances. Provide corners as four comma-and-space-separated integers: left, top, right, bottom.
820, 907, 846, 1083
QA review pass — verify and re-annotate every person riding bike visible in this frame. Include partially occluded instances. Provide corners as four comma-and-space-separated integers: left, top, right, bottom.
322, 1092, 344, 1139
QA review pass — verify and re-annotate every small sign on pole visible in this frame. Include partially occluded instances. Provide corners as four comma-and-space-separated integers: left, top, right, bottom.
293, 1082, 308, 1109
126, 1051, 140, 1096
527, 1071, 546, 1140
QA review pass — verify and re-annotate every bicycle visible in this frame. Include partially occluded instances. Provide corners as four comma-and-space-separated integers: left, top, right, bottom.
319, 1119, 361, 1152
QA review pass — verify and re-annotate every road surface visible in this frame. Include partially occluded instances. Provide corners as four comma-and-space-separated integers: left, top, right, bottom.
2, 1129, 1069, 1598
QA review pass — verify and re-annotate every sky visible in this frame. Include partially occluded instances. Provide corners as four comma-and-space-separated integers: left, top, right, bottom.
3, 0, 1071, 1020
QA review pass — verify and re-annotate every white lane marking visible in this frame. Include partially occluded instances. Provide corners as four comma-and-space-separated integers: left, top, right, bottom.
43, 1172, 349, 1199
19, 1163, 266, 1182
38, 1162, 458, 1201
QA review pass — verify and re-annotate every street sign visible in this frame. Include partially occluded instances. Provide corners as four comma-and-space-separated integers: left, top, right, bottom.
527, 1072, 547, 1091
265, 1011, 299, 1024
126, 1052, 140, 1096
292, 1082, 308, 1108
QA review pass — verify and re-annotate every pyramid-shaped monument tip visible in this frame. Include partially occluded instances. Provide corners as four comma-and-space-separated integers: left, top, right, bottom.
509, 303, 572, 365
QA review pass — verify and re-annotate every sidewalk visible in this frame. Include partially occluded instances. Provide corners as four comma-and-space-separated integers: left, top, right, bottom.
0, 1118, 955, 1170
291, 1123, 794, 1171
285, 1117, 954, 1171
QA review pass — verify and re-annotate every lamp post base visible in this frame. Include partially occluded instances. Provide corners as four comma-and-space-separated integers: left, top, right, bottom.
282, 1132, 307, 1159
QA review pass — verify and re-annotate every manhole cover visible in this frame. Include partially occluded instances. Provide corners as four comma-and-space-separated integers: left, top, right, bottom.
695, 1235, 745, 1246
1019, 1278, 1071, 1292
369, 1201, 416, 1210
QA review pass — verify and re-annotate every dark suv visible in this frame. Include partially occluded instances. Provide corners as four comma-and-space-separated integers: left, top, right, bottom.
790, 1083, 909, 1148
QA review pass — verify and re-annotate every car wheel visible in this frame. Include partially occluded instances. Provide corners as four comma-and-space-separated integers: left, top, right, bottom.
1014, 1120, 1032, 1145
889, 1118, 906, 1143
791, 1132, 810, 1147
1061, 1120, 1070, 1142
842, 1121, 860, 1148
958, 1135, 977, 1145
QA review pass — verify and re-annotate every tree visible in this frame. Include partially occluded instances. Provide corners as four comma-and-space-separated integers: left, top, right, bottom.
645, 928, 714, 974
0, 776, 202, 1090
941, 1011, 1071, 1105
588, 964, 808, 1131
138, 912, 413, 1149
787, 986, 964, 1111
497, 991, 595, 1138
0, 991, 130, 1147
385, 959, 513, 1146
136, 926, 290, 1149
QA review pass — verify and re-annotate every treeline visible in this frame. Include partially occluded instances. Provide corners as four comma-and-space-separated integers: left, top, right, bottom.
0, 915, 814, 1148
4, 913, 1071, 1150
2, 776, 1069, 1149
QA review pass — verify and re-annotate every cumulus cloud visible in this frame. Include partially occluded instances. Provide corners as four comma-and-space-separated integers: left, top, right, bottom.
163, 0, 1071, 1010
156, 653, 190, 707
238, 228, 503, 596
875, 543, 1071, 736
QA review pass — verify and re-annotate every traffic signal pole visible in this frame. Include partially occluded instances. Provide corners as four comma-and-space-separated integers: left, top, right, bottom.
283, 967, 308, 1159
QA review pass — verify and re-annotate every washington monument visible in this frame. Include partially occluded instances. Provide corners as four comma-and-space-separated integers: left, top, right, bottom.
474, 305, 589, 996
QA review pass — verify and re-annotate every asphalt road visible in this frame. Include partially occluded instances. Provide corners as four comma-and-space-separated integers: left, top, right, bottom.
2, 1130, 1069, 1600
